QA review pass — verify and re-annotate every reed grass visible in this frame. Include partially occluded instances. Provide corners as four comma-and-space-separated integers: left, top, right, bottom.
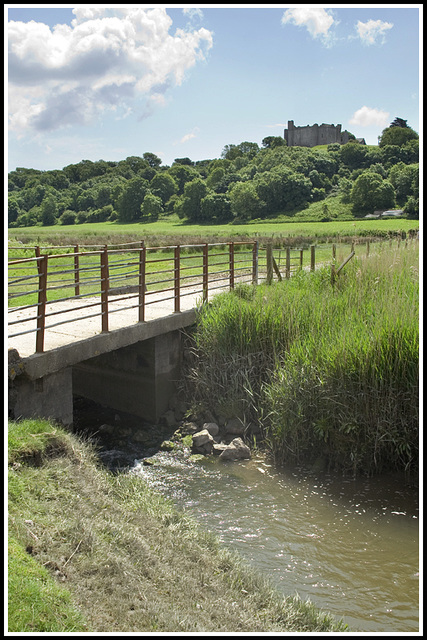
184, 243, 419, 475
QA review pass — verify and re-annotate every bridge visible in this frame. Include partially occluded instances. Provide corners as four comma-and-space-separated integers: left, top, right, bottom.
7, 240, 311, 426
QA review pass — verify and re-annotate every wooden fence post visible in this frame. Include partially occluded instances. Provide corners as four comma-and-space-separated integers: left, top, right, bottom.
310, 245, 315, 272
36, 254, 48, 353
266, 243, 273, 284
101, 245, 109, 332
299, 249, 303, 271
35, 246, 43, 275
203, 243, 209, 302
138, 242, 146, 322
229, 242, 235, 289
366, 240, 370, 257
74, 244, 80, 296
252, 241, 258, 285
174, 245, 181, 312
332, 244, 336, 261
285, 247, 291, 279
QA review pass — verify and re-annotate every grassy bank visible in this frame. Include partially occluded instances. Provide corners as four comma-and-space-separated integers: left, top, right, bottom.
183, 242, 419, 475
8, 418, 347, 632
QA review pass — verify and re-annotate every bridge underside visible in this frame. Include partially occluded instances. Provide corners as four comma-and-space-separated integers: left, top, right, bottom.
8, 312, 195, 426
73, 331, 182, 424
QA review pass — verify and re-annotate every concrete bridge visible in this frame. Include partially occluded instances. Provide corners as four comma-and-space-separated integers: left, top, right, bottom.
7, 240, 314, 426
8, 301, 197, 426
7, 241, 259, 425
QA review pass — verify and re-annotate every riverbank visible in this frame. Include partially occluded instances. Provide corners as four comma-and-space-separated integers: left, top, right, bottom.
182, 242, 419, 476
8, 418, 348, 633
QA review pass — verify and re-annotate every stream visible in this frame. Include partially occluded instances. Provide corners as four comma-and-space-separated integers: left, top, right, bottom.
130, 448, 419, 633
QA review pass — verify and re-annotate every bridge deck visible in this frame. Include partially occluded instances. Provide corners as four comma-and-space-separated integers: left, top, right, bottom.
8, 284, 208, 359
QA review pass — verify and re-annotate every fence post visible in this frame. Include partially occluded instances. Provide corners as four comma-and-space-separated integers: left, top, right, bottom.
331, 262, 336, 287
174, 245, 181, 312
285, 247, 291, 279
35, 246, 42, 275
100, 245, 109, 332
252, 241, 258, 285
74, 244, 80, 297
299, 249, 303, 271
203, 243, 209, 302
229, 242, 235, 289
310, 245, 315, 272
138, 242, 146, 322
36, 254, 48, 353
366, 239, 370, 257
332, 243, 336, 261
266, 243, 273, 284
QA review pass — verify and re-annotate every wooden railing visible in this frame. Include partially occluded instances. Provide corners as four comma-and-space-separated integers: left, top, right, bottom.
8, 241, 258, 353
9, 237, 397, 354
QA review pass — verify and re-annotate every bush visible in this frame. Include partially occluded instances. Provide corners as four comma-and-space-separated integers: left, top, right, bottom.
59, 210, 76, 225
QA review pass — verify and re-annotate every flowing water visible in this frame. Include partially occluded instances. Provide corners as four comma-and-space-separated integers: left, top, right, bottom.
130, 449, 420, 633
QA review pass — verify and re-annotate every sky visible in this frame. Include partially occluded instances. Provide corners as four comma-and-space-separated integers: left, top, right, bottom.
6, 4, 422, 172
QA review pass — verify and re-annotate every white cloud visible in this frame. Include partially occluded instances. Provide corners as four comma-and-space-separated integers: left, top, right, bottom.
355, 19, 393, 46
8, 8, 213, 133
183, 8, 204, 23
349, 106, 390, 127
281, 8, 336, 44
174, 127, 200, 145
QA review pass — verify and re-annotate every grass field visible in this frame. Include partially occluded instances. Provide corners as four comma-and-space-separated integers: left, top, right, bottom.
8, 211, 418, 248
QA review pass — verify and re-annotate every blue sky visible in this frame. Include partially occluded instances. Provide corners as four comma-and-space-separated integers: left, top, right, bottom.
6, 5, 421, 172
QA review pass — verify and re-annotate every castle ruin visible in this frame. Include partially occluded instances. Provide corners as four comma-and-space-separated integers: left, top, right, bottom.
284, 120, 350, 147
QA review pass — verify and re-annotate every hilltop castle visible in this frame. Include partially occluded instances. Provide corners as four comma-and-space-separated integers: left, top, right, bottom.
284, 120, 351, 147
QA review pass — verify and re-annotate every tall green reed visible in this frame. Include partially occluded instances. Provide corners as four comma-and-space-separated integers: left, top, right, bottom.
184, 243, 418, 475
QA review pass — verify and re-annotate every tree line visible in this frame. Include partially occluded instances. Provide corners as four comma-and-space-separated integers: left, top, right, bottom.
8, 119, 419, 228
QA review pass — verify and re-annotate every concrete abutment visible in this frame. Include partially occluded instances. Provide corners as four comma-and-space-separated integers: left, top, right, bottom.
9, 325, 187, 427
72, 331, 182, 424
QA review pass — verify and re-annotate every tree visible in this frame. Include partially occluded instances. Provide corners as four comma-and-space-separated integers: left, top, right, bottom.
388, 162, 419, 205
59, 210, 76, 225
40, 195, 58, 226
390, 117, 408, 128
350, 171, 395, 215
149, 173, 177, 205
95, 184, 111, 208
262, 136, 286, 149
117, 177, 149, 222
168, 164, 199, 195
141, 193, 163, 221
254, 166, 312, 214
379, 123, 418, 148
339, 142, 368, 171
143, 152, 162, 168
8, 197, 20, 225
173, 157, 194, 166
228, 181, 265, 220
221, 141, 259, 161
180, 178, 208, 221
206, 166, 225, 190
200, 193, 232, 222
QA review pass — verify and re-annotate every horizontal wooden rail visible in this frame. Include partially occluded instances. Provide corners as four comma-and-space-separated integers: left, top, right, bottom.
7, 241, 257, 353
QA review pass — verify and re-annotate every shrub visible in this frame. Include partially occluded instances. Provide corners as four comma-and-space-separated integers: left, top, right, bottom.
59, 210, 76, 225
